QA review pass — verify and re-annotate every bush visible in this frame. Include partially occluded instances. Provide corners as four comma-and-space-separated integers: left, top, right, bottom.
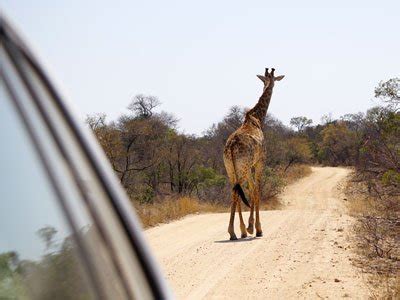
262, 167, 286, 199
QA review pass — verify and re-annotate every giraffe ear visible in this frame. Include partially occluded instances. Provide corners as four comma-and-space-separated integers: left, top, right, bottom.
274, 75, 285, 81
257, 75, 267, 82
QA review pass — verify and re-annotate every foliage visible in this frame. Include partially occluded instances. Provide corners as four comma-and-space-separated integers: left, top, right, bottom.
289, 116, 313, 132
87, 94, 314, 208
357, 108, 400, 193
346, 177, 400, 299
343, 78, 400, 299
0, 251, 27, 299
0, 227, 93, 300
262, 167, 285, 199
284, 137, 312, 170
87, 79, 399, 299
37, 226, 57, 251
374, 78, 400, 111
190, 166, 226, 200
87, 77, 399, 227
317, 122, 358, 166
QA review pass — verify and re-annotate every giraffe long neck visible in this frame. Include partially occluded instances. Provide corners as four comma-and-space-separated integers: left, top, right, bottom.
247, 85, 274, 125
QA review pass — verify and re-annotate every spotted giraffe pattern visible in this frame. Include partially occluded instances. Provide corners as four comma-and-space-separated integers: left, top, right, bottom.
223, 68, 284, 240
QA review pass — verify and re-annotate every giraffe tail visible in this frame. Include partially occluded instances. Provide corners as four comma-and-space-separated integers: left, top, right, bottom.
233, 183, 250, 208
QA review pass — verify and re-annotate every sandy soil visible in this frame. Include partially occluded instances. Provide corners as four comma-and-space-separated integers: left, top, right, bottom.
145, 167, 368, 299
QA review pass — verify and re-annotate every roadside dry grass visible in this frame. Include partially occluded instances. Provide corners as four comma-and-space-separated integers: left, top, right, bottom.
135, 197, 225, 228
284, 164, 313, 185
345, 176, 400, 299
135, 164, 312, 228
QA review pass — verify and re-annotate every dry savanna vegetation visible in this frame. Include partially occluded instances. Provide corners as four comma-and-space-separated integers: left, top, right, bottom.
87, 78, 399, 296
86, 96, 315, 227
133, 164, 312, 228
346, 179, 400, 299
342, 78, 399, 298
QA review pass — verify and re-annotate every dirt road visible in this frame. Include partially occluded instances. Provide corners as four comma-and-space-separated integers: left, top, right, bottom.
145, 167, 367, 299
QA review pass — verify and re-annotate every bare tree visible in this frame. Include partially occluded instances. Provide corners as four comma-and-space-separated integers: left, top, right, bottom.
128, 94, 161, 119
85, 113, 106, 130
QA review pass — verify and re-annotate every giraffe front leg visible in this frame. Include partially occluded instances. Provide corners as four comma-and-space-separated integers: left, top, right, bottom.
246, 176, 255, 234
255, 198, 262, 237
228, 195, 238, 240
254, 184, 263, 237
254, 164, 263, 237
237, 201, 247, 238
247, 201, 254, 234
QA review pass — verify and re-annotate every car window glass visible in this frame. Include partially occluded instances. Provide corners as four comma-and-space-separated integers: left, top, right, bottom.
0, 45, 128, 299
16, 47, 153, 299
0, 79, 96, 300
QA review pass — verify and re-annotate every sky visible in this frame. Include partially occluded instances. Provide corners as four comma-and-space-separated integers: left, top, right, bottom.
2, 0, 399, 134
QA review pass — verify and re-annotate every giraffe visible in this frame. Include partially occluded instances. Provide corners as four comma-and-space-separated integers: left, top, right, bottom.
223, 67, 285, 240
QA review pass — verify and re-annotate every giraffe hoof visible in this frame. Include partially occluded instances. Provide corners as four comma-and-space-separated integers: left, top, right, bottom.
241, 233, 248, 239
247, 226, 254, 234
229, 234, 238, 240
256, 232, 263, 237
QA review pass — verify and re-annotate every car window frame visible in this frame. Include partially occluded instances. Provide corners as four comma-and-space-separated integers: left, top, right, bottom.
0, 14, 172, 300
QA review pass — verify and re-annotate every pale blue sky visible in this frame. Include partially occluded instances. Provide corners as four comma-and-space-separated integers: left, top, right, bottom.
2, 1, 399, 134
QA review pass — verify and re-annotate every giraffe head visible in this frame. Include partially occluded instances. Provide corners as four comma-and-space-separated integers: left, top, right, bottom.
256, 68, 285, 91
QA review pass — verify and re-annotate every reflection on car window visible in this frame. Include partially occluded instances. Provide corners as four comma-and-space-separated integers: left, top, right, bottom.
13, 46, 154, 299
0, 37, 143, 297
0, 81, 95, 299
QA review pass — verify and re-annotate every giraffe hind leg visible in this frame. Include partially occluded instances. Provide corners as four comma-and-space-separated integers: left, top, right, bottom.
228, 191, 238, 240
237, 200, 247, 238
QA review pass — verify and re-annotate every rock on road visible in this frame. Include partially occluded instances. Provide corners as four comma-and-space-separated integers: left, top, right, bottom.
145, 167, 367, 299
